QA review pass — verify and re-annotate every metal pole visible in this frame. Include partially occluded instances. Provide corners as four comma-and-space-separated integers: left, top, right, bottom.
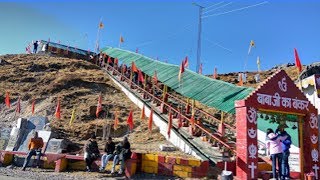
194, 3, 204, 74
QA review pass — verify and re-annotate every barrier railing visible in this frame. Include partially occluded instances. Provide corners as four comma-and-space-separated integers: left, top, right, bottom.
103, 64, 236, 154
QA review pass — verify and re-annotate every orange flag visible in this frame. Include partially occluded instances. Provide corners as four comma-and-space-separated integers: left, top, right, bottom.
114, 111, 119, 130
16, 97, 21, 113
148, 109, 153, 133
127, 109, 134, 131
96, 94, 102, 118
5, 91, 10, 108
140, 105, 145, 119
131, 61, 138, 72
190, 115, 195, 129
31, 98, 35, 115
55, 97, 61, 120
167, 110, 172, 138
238, 73, 243, 86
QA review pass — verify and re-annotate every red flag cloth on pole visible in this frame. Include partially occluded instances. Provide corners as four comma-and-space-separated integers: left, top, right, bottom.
178, 113, 182, 129
96, 94, 102, 118
55, 97, 61, 120
5, 91, 10, 108
148, 109, 153, 133
140, 105, 145, 119
153, 71, 158, 84
178, 61, 185, 81
16, 97, 21, 113
132, 62, 138, 72
107, 57, 112, 64
32, 98, 35, 115
294, 48, 302, 73
167, 110, 172, 138
138, 70, 145, 83
127, 110, 134, 130
213, 67, 217, 79
114, 111, 119, 130
184, 56, 189, 68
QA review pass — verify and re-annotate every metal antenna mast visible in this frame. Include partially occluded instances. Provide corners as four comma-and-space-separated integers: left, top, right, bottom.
193, 3, 204, 74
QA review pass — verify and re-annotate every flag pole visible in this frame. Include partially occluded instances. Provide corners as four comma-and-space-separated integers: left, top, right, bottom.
118, 34, 121, 48
95, 17, 102, 53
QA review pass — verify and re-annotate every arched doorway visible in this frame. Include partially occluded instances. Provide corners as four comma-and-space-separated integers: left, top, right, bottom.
235, 70, 319, 179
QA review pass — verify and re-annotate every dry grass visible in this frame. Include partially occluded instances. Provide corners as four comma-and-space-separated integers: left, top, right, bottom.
0, 54, 191, 158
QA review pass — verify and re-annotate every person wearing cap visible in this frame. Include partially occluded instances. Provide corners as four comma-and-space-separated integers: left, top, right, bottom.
111, 136, 131, 175
276, 124, 292, 180
266, 128, 288, 179
99, 137, 115, 172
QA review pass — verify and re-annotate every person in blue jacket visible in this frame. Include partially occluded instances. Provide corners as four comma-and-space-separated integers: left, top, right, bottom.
276, 124, 292, 180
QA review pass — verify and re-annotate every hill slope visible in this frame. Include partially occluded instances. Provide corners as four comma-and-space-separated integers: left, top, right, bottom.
0, 54, 189, 157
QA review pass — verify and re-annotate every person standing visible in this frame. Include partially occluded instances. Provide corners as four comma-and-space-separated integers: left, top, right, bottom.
22, 131, 44, 171
111, 136, 131, 174
33, 41, 38, 54
84, 134, 100, 172
99, 137, 115, 172
276, 125, 292, 180
266, 128, 287, 179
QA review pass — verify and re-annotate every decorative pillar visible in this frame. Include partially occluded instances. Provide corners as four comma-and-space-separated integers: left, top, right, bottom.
235, 100, 258, 179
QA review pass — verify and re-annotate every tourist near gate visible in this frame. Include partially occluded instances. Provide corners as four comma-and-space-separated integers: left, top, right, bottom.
235, 70, 320, 179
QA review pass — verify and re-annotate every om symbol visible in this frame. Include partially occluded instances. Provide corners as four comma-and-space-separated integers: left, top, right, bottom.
247, 107, 257, 124
309, 113, 319, 129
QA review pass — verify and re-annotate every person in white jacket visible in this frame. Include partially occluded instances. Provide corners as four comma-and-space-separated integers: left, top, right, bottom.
266, 128, 287, 180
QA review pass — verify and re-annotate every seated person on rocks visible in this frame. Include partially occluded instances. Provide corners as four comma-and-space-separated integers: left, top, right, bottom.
22, 131, 44, 171
84, 134, 100, 172
99, 137, 115, 172
111, 136, 132, 175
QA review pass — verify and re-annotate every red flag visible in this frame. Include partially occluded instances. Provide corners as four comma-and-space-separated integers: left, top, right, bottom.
178, 113, 182, 129
167, 110, 172, 138
213, 67, 217, 79
55, 97, 61, 120
184, 56, 189, 68
148, 109, 153, 133
140, 105, 145, 119
107, 57, 112, 64
132, 62, 138, 72
138, 70, 144, 83
294, 48, 302, 73
178, 60, 185, 81
153, 71, 158, 84
127, 110, 134, 130
114, 111, 119, 130
32, 98, 35, 115
199, 63, 203, 74
5, 92, 10, 108
96, 94, 102, 118
16, 97, 21, 113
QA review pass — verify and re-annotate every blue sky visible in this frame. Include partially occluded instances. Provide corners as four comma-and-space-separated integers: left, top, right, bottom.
0, 0, 319, 74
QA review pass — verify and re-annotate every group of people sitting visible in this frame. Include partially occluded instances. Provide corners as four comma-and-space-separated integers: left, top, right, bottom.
83, 134, 132, 174
266, 124, 292, 180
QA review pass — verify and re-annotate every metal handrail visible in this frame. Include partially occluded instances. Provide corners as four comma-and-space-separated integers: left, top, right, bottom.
103, 64, 236, 154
